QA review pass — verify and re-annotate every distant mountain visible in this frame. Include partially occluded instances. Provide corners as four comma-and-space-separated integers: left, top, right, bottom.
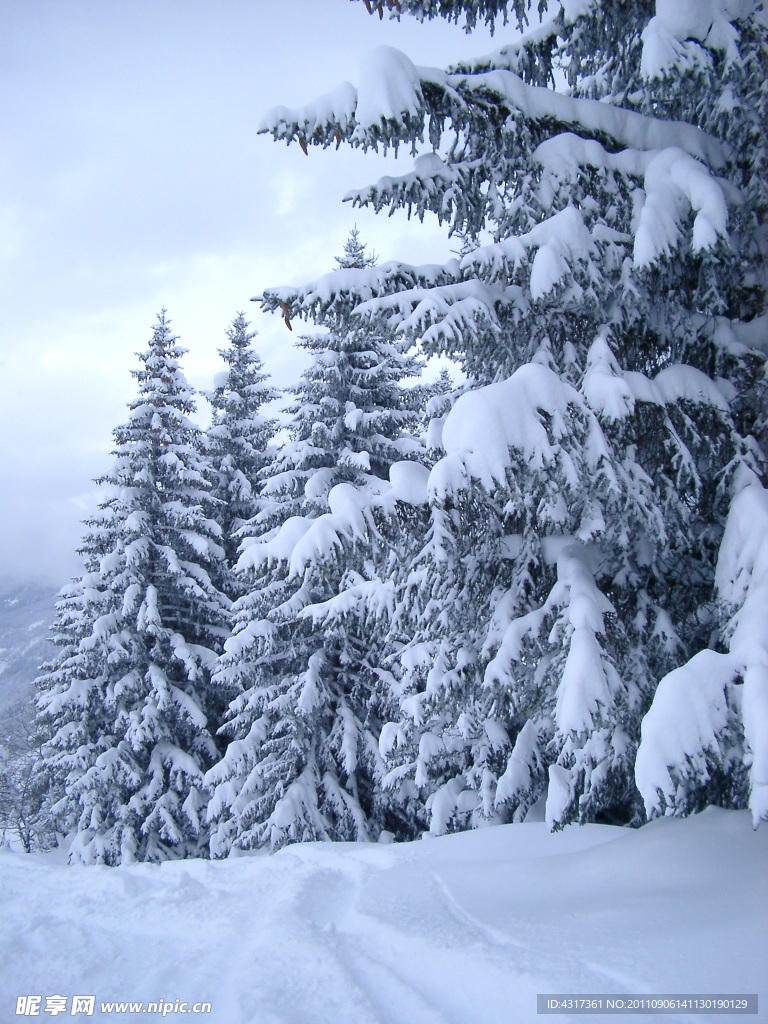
0, 579, 59, 714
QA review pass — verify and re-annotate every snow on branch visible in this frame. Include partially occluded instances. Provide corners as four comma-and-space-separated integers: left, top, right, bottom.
460, 205, 604, 298
353, 0, 513, 32
300, 576, 397, 628
355, 277, 513, 347
552, 545, 618, 737
259, 260, 459, 326
716, 477, 768, 824
259, 43, 727, 169
349, 146, 729, 291
582, 334, 732, 422
344, 152, 460, 220
641, 0, 744, 81
428, 363, 586, 500
533, 135, 732, 268
494, 720, 543, 813
637, 476, 768, 826
237, 470, 426, 581
355, 46, 425, 132
693, 313, 768, 357
633, 148, 729, 267
635, 649, 741, 817
533, 131, 654, 181
450, 1, 596, 76
450, 68, 728, 168
259, 46, 430, 152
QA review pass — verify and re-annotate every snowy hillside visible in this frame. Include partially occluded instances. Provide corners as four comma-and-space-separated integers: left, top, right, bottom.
0, 808, 764, 1023
0, 579, 56, 714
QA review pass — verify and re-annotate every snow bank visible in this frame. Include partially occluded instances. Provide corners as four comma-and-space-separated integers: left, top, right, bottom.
1, 809, 764, 1023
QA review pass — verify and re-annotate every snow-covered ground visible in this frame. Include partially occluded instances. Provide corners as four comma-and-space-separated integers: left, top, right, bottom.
0, 808, 764, 1023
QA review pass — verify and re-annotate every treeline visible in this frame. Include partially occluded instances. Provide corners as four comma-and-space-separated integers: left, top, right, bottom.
3, 0, 766, 860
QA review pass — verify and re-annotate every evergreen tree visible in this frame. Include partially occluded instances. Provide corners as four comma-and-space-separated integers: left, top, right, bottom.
35, 311, 231, 863
206, 233, 426, 852
0, 697, 57, 852
205, 312, 279, 585
259, 2, 767, 830
335, 225, 377, 270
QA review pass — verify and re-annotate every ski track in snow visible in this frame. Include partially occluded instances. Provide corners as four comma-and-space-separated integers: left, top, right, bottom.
0, 809, 765, 1024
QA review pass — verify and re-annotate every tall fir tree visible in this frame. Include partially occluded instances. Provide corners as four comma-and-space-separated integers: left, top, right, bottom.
205, 312, 279, 589
259, 1, 767, 830
206, 232, 426, 852
35, 311, 231, 863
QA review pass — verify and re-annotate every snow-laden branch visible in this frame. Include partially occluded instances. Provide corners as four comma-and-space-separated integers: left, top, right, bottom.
429, 363, 585, 498
355, 277, 512, 346
259, 259, 460, 325
582, 334, 732, 421
451, 67, 727, 167
449, 0, 596, 77
641, 0, 745, 81
460, 205, 610, 297
238, 468, 428, 580
636, 475, 768, 826
259, 44, 727, 168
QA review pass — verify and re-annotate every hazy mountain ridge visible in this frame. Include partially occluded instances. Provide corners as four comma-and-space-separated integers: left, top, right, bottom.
0, 579, 58, 714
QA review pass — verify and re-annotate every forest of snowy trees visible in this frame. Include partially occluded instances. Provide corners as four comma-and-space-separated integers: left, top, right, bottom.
5, 0, 766, 862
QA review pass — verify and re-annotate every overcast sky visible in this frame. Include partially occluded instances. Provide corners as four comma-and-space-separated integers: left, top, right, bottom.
0, 0, 500, 586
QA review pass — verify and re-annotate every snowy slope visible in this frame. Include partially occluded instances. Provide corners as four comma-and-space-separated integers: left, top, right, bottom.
0, 579, 56, 714
0, 808, 764, 1023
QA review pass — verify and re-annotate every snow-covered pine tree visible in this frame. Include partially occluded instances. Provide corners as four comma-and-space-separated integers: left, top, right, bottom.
205, 232, 427, 852
35, 311, 231, 863
205, 312, 279, 588
335, 224, 378, 272
258, 1, 767, 831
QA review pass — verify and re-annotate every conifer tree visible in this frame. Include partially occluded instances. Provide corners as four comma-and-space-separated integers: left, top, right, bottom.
35, 311, 231, 863
0, 697, 57, 852
336, 225, 377, 270
206, 233, 426, 852
205, 312, 279, 585
258, 1, 767, 830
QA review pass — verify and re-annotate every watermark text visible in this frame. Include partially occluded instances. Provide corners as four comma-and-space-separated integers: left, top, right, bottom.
16, 995, 212, 1016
